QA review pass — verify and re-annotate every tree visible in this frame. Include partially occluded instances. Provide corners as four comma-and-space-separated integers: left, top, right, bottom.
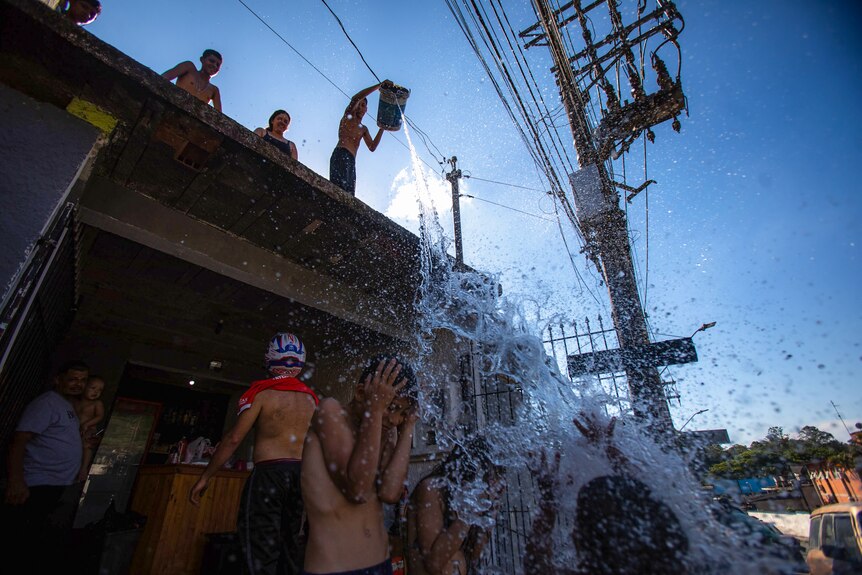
707, 425, 853, 480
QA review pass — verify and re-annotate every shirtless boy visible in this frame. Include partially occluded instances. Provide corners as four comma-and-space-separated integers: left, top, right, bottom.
75, 375, 105, 482
190, 333, 318, 575
329, 82, 391, 196
162, 49, 223, 111
301, 356, 419, 575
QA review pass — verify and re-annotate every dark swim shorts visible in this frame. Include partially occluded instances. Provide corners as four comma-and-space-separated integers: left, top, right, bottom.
329, 146, 356, 196
302, 558, 393, 575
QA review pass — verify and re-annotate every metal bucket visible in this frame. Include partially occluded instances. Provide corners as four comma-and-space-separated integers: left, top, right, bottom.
376, 82, 410, 131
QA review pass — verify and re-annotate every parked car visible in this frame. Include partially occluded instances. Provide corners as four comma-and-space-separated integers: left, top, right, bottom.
806, 502, 862, 575
710, 497, 807, 573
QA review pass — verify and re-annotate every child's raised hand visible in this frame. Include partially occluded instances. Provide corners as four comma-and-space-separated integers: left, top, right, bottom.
573, 412, 629, 471
364, 358, 404, 414
531, 449, 560, 504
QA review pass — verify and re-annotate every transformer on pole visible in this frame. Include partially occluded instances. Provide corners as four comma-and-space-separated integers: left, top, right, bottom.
523, 0, 688, 434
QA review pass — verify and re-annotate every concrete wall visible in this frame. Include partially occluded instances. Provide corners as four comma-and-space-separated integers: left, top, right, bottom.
0, 83, 99, 298
749, 511, 811, 540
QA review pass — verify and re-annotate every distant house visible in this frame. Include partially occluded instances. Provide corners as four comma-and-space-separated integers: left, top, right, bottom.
806, 463, 861, 504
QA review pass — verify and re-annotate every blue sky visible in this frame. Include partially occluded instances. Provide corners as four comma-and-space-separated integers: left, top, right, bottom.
85, 0, 861, 445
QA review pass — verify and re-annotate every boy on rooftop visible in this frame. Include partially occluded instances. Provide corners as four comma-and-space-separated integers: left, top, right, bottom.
162, 49, 223, 112
329, 82, 390, 196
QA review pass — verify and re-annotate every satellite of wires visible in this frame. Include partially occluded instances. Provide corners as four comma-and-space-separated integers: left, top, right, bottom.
444, 0, 584, 238
444, 0, 687, 325
443, 0, 685, 246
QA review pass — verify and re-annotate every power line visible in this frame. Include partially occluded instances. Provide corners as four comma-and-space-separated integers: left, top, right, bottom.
459, 194, 555, 222
446, 0, 607, 302
463, 175, 548, 193
551, 198, 606, 311
235, 0, 602, 265
320, 0, 380, 82
235, 0, 349, 98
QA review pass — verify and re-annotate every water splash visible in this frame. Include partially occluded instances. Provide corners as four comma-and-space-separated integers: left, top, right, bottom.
398, 123, 802, 574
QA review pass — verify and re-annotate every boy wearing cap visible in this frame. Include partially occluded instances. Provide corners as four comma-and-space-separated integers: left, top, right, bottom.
190, 333, 318, 575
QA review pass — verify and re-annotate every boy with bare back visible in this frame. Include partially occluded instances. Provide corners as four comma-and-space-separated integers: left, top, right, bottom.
301, 356, 419, 575
162, 49, 223, 112
190, 333, 318, 575
329, 82, 392, 196
75, 375, 105, 482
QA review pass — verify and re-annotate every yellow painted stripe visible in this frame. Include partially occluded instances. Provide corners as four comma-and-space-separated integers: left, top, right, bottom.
66, 97, 118, 133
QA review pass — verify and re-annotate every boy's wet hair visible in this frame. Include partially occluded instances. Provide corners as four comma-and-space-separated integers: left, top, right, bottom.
268, 109, 291, 130
574, 475, 688, 573
202, 49, 223, 61
358, 355, 417, 400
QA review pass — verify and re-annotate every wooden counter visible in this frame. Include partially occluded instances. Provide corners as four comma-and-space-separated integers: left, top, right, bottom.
129, 464, 249, 575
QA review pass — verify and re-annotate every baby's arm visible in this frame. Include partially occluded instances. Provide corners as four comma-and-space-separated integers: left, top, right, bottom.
79, 400, 105, 432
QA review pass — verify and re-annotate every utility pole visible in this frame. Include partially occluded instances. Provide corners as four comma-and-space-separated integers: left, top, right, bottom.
446, 156, 464, 270
525, 0, 687, 434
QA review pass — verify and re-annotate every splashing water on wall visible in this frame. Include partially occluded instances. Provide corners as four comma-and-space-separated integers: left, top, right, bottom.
398, 122, 804, 575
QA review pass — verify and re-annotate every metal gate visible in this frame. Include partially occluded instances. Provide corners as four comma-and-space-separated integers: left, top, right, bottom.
463, 315, 635, 573
0, 202, 78, 454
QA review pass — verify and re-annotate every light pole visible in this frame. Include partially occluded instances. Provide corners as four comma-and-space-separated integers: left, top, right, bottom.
679, 408, 708, 431
690, 322, 716, 338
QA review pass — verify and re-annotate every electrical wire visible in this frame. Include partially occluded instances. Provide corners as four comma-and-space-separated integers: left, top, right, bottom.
244, 0, 669, 315
456, 0, 684, 346
463, 175, 549, 193
235, 0, 349, 98
318, 0, 601, 243
459, 194, 555, 222
453, 0, 581, 225
319, 0, 381, 82
244, 0, 564, 225
551, 198, 606, 311
445, 0, 620, 303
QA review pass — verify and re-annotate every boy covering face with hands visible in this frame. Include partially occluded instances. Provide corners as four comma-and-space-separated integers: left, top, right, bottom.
301, 356, 419, 575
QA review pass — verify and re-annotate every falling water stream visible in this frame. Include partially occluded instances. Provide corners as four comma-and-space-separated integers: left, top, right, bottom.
397, 121, 805, 575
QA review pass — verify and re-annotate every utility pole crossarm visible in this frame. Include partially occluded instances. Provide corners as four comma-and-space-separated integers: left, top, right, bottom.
527, 0, 689, 434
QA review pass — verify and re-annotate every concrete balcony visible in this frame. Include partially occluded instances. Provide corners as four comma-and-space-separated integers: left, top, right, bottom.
0, 0, 427, 397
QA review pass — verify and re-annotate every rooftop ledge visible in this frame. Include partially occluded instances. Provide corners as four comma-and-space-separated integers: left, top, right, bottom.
0, 0, 424, 340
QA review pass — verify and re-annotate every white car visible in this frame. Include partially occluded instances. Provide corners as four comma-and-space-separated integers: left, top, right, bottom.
807, 502, 862, 574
